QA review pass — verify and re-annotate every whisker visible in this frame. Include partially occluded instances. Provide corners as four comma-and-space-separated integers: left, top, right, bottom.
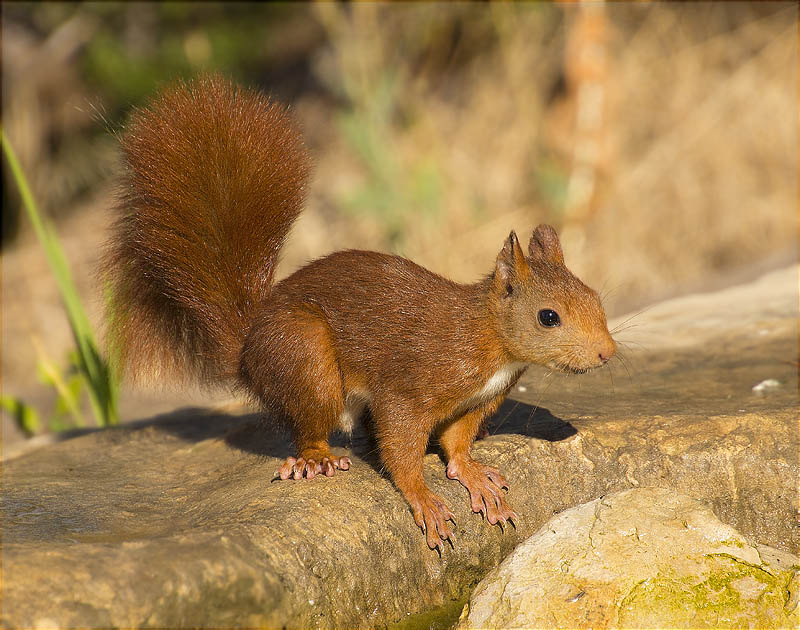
614, 352, 636, 388
531, 370, 555, 415
607, 359, 615, 394
598, 278, 623, 308
609, 305, 655, 335
615, 339, 649, 352
492, 399, 521, 434
611, 323, 642, 334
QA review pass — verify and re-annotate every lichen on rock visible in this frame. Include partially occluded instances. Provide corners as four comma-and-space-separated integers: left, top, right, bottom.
457, 488, 799, 629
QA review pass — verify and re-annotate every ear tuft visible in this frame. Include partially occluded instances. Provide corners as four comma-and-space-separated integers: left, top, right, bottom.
496, 230, 528, 285
528, 224, 564, 265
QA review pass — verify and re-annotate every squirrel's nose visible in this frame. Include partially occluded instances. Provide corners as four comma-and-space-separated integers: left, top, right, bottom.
598, 338, 617, 364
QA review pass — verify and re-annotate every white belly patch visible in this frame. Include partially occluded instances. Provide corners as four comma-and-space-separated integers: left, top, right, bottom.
340, 390, 370, 433
460, 362, 528, 412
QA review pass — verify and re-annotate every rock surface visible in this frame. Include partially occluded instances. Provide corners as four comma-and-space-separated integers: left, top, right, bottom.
2, 265, 797, 628
457, 488, 799, 629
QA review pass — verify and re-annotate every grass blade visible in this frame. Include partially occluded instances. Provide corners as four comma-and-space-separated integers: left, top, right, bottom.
2, 126, 118, 426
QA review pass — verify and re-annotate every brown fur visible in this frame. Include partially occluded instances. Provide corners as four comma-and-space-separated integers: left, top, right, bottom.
104, 75, 309, 384
104, 76, 615, 550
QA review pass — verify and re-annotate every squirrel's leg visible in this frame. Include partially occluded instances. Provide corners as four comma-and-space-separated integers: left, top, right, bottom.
438, 395, 517, 526
373, 399, 455, 551
278, 421, 352, 481
279, 332, 351, 480
245, 308, 351, 480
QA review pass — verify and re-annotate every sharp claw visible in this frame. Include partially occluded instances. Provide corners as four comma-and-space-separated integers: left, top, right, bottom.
278, 455, 355, 481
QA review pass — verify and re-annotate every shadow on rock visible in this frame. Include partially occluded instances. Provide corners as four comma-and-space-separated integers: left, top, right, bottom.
122, 399, 577, 478
483, 399, 578, 442
220, 398, 577, 475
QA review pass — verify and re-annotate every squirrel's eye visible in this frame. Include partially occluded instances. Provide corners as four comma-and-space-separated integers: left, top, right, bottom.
538, 309, 561, 327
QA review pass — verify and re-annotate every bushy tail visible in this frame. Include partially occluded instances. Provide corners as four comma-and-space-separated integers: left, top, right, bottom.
104, 75, 310, 385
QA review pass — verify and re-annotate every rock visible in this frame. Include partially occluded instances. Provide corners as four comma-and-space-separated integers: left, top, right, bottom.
457, 488, 799, 630
1, 265, 797, 628
508, 264, 799, 554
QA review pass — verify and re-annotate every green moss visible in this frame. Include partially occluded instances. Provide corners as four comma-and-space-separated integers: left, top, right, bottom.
617, 554, 796, 628
389, 596, 469, 630
724, 538, 747, 548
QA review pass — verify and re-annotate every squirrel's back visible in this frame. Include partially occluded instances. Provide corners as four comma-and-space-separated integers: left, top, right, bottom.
104, 75, 310, 384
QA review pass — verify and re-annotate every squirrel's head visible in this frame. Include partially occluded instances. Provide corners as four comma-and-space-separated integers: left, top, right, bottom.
491, 225, 616, 373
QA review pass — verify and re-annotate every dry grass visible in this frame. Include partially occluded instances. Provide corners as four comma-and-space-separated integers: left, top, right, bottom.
2, 3, 797, 432
280, 2, 797, 314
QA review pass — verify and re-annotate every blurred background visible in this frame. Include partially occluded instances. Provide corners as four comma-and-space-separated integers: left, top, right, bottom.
2, 2, 797, 444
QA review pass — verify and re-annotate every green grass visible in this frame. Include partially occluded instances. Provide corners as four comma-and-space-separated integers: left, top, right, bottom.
2, 127, 118, 431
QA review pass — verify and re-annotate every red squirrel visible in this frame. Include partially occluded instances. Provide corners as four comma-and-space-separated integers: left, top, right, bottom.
104, 75, 616, 551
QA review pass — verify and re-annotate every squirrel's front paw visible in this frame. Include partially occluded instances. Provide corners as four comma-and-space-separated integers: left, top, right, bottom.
407, 489, 456, 552
446, 458, 516, 526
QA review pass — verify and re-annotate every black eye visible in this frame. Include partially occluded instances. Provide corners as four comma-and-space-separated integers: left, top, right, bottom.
538, 309, 561, 327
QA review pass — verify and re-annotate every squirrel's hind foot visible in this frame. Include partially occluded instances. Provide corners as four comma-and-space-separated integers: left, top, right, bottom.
276, 454, 351, 480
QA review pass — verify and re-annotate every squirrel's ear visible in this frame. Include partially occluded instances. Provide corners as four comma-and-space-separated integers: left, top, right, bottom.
528, 224, 564, 265
495, 230, 529, 291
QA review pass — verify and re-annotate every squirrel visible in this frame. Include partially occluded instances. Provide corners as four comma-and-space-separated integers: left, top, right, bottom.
104, 75, 616, 551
